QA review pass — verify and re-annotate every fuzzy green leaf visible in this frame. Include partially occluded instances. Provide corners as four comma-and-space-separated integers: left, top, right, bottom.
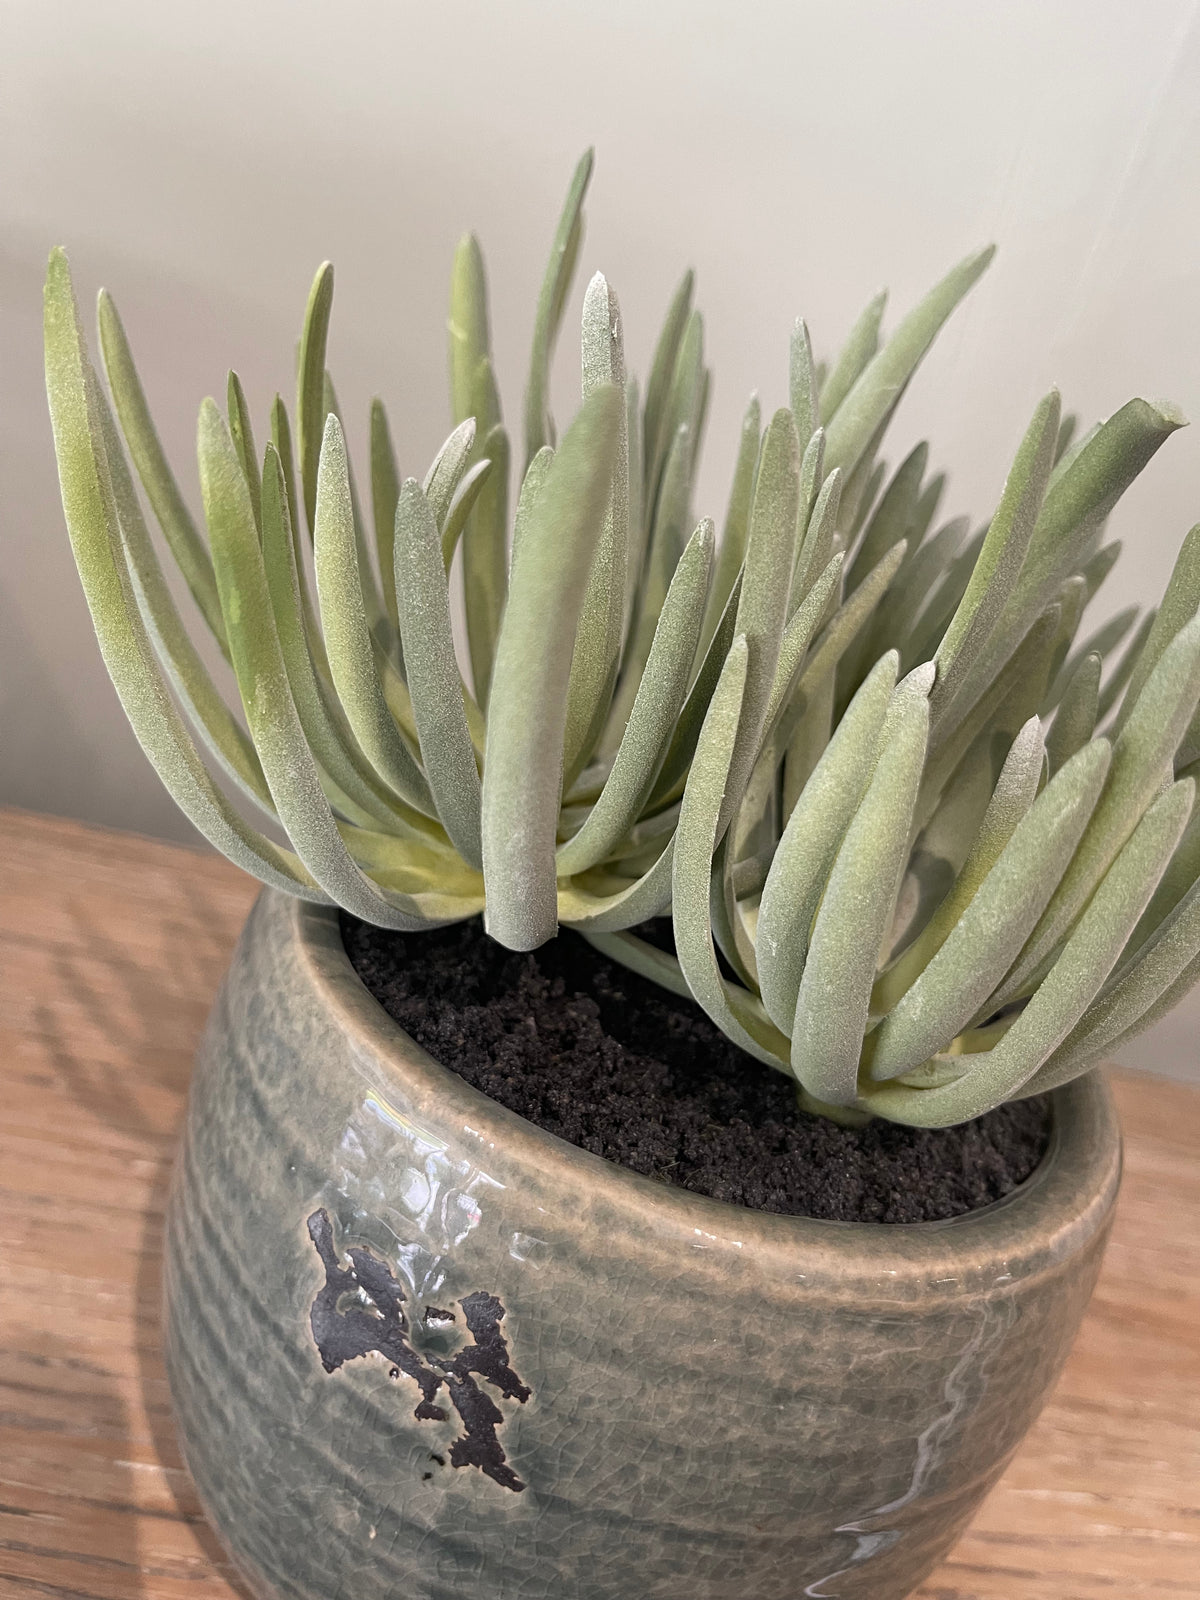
757, 650, 899, 1033
822, 248, 994, 480
790, 663, 934, 1104
395, 477, 482, 866
558, 520, 713, 877
868, 737, 1111, 1082
297, 262, 334, 536
96, 288, 228, 654
482, 384, 622, 949
523, 149, 593, 466
866, 779, 1193, 1125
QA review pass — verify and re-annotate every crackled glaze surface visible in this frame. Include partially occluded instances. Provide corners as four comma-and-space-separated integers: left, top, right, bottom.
163, 890, 1121, 1600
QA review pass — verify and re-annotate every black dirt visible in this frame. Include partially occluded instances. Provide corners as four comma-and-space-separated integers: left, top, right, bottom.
341, 914, 1051, 1225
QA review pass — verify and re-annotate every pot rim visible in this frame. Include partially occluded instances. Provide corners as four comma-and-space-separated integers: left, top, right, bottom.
282, 893, 1121, 1300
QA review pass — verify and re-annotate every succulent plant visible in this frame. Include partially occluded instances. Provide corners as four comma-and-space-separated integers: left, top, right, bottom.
45, 151, 1200, 1130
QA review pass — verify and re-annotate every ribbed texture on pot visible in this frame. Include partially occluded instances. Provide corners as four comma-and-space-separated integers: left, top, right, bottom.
164, 889, 1120, 1600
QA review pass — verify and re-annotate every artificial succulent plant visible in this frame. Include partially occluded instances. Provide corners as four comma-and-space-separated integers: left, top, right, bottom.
45, 151, 1200, 1129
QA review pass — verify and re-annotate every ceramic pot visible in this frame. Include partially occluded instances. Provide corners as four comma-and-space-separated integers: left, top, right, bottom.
164, 889, 1121, 1600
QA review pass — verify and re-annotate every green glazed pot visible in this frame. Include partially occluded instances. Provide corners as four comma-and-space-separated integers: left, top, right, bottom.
164, 889, 1121, 1600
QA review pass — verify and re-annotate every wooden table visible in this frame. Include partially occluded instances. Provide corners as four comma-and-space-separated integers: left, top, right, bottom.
1, 807, 1198, 1599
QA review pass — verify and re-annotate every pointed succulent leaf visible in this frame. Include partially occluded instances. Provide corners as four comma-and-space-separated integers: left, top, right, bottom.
866, 779, 1192, 1126
523, 149, 593, 465
934, 389, 1060, 710
395, 477, 482, 866
297, 262, 334, 536
642, 268, 695, 512
790, 664, 934, 1105
1046, 653, 1101, 773
225, 370, 261, 530
1113, 522, 1200, 734
370, 398, 401, 629
874, 714, 1046, 1013
998, 614, 1200, 1001
823, 248, 994, 480
91, 378, 273, 814
313, 415, 434, 815
868, 738, 1111, 1082
260, 445, 418, 831
789, 319, 818, 445
845, 441, 927, 595
705, 393, 761, 648
46, 249, 323, 898
819, 288, 886, 425
757, 650, 899, 1033
672, 637, 793, 1069
449, 233, 491, 426
482, 383, 622, 949
96, 288, 229, 654
563, 272, 630, 785
558, 520, 713, 877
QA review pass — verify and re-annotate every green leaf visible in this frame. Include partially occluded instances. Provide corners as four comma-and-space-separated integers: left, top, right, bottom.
1047, 605, 1137, 709
563, 273, 630, 786
313, 414, 435, 815
792, 466, 842, 605
865, 778, 1192, 1126
933, 389, 1061, 711
523, 148, 593, 466
1113, 522, 1200, 734
867, 737, 1111, 1083
1098, 608, 1156, 725
844, 441, 927, 595
672, 637, 793, 1069
703, 394, 761, 651
579, 928, 695, 1000
394, 477, 482, 866
822, 247, 994, 480
645, 570, 744, 808
423, 417, 477, 526
874, 714, 1046, 1013
1031, 868, 1200, 1091
260, 445, 423, 831
790, 663, 934, 1105
461, 388, 509, 708
448, 233, 491, 427
201, 400, 466, 928
724, 407, 802, 816
482, 384, 622, 949
642, 268, 695, 515
1079, 539, 1122, 605
557, 519, 713, 877
557, 838, 675, 930
819, 288, 886, 425
226, 370, 261, 531
297, 262, 334, 536
997, 613, 1200, 1002
92, 376, 273, 816
1046, 652, 1101, 772
370, 398, 401, 630
46, 249, 321, 898
789, 320, 818, 446
757, 650, 899, 1033
440, 451, 496, 568
96, 288, 228, 655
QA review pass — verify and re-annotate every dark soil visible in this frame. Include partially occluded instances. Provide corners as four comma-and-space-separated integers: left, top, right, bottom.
341, 914, 1051, 1224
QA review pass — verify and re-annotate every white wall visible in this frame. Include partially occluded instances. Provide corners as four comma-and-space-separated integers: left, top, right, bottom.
3, 0, 1199, 1079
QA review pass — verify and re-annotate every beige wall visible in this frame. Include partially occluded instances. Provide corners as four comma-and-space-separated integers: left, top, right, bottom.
4, 0, 1199, 1078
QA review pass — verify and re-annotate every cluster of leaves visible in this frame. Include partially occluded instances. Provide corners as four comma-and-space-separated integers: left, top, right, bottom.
45, 152, 1200, 1128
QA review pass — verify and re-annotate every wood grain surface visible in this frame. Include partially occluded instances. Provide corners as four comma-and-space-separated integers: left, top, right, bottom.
1, 806, 1197, 1599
